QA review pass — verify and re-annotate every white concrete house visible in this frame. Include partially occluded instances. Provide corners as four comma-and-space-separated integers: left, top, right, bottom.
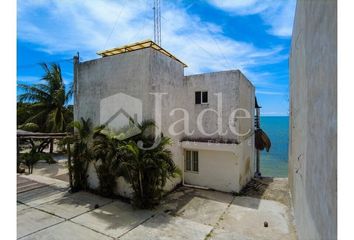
74, 40, 256, 196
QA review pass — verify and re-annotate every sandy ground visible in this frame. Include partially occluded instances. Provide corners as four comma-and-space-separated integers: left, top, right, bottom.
19, 154, 69, 182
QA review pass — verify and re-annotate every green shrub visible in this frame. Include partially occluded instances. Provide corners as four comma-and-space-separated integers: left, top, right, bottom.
69, 118, 93, 192
95, 163, 117, 197
118, 121, 180, 209
92, 127, 121, 197
19, 147, 54, 174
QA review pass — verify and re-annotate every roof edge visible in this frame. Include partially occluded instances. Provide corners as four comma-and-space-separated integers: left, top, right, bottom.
97, 39, 187, 67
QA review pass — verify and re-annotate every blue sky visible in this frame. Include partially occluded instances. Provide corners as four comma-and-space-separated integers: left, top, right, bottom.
17, 0, 296, 116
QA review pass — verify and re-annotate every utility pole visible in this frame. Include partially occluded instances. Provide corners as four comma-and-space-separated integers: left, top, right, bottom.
153, 0, 161, 45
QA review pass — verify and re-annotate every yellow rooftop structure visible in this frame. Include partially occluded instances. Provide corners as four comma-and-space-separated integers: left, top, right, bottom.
97, 40, 187, 67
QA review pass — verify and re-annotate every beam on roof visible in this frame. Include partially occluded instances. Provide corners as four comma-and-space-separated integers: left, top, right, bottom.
97, 40, 187, 67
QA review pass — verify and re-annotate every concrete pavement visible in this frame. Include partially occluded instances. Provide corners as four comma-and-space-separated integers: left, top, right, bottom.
17, 175, 296, 239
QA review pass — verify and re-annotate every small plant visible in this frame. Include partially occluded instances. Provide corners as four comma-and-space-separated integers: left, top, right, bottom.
19, 147, 53, 174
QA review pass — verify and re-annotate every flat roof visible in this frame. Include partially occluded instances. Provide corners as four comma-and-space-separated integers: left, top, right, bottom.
97, 40, 187, 67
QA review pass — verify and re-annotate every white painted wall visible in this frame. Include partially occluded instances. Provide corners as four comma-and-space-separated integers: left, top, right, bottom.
184, 149, 239, 193
182, 139, 253, 193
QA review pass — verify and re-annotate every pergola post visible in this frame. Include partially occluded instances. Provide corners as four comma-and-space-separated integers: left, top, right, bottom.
50, 139, 54, 153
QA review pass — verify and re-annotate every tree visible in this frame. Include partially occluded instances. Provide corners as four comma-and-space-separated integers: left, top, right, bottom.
118, 120, 180, 209
70, 118, 93, 192
91, 119, 156, 197
92, 127, 122, 197
18, 63, 73, 132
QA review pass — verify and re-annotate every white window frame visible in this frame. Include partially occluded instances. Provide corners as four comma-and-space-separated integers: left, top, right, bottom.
185, 150, 199, 173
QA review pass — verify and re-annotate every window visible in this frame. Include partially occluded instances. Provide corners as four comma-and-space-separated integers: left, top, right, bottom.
195, 91, 208, 104
195, 92, 201, 104
185, 151, 192, 171
192, 151, 199, 172
185, 150, 199, 172
202, 91, 208, 104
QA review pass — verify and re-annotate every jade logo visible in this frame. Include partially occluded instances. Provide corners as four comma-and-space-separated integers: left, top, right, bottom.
100, 92, 142, 139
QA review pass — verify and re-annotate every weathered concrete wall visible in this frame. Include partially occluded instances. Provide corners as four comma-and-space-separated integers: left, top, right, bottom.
74, 46, 256, 195
179, 70, 255, 192
183, 71, 240, 141
289, 0, 337, 239
183, 70, 254, 142
238, 72, 255, 186
75, 48, 185, 195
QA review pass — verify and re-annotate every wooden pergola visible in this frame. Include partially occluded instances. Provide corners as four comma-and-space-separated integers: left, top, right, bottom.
17, 130, 76, 187
17, 130, 70, 154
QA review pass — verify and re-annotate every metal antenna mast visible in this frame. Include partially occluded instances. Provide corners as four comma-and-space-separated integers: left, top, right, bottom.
153, 0, 161, 45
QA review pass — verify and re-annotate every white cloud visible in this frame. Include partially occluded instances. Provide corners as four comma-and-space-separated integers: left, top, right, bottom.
207, 0, 271, 15
17, 0, 287, 76
207, 0, 296, 37
256, 90, 287, 95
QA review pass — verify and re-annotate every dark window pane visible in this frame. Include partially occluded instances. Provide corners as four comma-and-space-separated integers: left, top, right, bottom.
185, 151, 191, 171
192, 151, 198, 172
202, 91, 208, 103
195, 91, 201, 104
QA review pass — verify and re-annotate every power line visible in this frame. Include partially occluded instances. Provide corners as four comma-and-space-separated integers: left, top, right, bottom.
127, 1, 151, 43
103, 1, 126, 50
205, 27, 234, 69
160, 15, 230, 70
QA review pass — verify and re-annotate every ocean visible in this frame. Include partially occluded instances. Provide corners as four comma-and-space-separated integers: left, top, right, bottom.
259, 116, 289, 177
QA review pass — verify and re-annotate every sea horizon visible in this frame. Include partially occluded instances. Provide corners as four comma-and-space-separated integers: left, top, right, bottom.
259, 116, 289, 178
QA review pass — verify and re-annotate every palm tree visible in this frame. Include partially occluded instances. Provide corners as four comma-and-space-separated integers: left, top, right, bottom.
91, 120, 180, 207
118, 121, 180, 208
70, 118, 94, 192
18, 63, 73, 132
92, 127, 123, 196
19, 146, 54, 174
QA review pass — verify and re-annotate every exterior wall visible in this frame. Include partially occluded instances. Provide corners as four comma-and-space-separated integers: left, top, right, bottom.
74, 48, 149, 124
237, 138, 254, 188
181, 141, 254, 193
168, 70, 255, 193
184, 149, 239, 192
183, 71, 240, 141
289, 0, 337, 239
149, 50, 186, 172
74, 46, 256, 196
75, 48, 185, 195
238, 72, 255, 141
238, 72, 255, 185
